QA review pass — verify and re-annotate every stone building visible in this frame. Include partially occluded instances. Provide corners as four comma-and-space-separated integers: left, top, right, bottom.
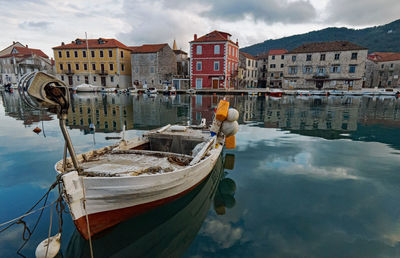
131, 44, 177, 89
172, 40, 190, 90
53, 38, 132, 88
282, 41, 368, 90
366, 52, 400, 88
239, 52, 258, 88
256, 53, 269, 88
266, 49, 288, 87
0, 43, 52, 85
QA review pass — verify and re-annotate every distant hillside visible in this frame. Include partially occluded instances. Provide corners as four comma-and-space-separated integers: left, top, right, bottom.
241, 19, 400, 55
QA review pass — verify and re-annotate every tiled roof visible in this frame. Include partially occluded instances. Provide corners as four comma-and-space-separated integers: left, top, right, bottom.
288, 41, 367, 54
256, 53, 269, 59
368, 52, 400, 62
130, 44, 169, 53
173, 49, 187, 55
0, 46, 48, 59
268, 49, 288, 55
191, 30, 234, 43
240, 52, 256, 60
53, 38, 131, 50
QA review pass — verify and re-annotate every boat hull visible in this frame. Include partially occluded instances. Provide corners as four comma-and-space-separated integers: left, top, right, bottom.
61, 144, 223, 240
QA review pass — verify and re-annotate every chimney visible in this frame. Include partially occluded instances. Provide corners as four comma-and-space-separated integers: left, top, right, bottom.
13, 41, 16, 44
26, 44, 28, 48
61, 42, 65, 46
236, 39, 238, 46
194, 34, 197, 40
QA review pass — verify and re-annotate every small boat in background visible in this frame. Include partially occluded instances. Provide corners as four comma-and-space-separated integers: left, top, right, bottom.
146, 87, 158, 95
75, 84, 102, 92
269, 88, 283, 97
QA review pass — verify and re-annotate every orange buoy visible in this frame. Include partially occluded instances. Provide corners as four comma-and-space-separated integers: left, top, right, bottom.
215, 100, 229, 121
33, 127, 42, 134
225, 135, 236, 149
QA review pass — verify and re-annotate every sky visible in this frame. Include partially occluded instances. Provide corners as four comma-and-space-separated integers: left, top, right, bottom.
0, 0, 399, 58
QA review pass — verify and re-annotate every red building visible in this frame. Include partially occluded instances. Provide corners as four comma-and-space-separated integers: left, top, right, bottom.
190, 30, 239, 89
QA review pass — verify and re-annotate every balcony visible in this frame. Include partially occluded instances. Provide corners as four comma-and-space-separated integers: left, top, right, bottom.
313, 72, 329, 79
62, 69, 74, 75
96, 70, 108, 75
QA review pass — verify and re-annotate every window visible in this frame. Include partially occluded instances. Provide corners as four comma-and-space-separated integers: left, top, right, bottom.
85, 76, 88, 84
84, 63, 87, 70
196, 61, 202, 71
289, 66, 297, 74
75, 63, 79, 70
66, 51, 70, 58
196, 45, 202, 55
280, 64, 284, 68
91, 50, 95, 58
317, 66, 326, 74
320, 54, 325, 61
100, 50, 104, 58
150, 66, 154, 73
349, 65, 356, 73
351, 52, 358, 60
270, 73, 274, 77
109, 50, 113, 58
135, 67, 138, 73
214, 61, 219, 71
109, 63, 114, 71
111, 76, 114, 82
272, 56, 275, 60
195, 78, 202, 89
381, 64, 384, 69
388, 81, 392, 86
74, 51, 78, 58
58, 51, 62, 58
303, 66, 313, 74
67, 63, 71, 71
121, 51, 124, 58
280, 72, 283, 77
76, 75, 80, 81
270, 64, 276, 68
61, 75, 64, 81
121, 64, 125, 71
281, 55, 284, 60
59, 64, 63, 70
82, 51, 86, 58
93, 76, 96, 82
214, 45, 220, 54
92, 63, 96, 70
292, 55, 296, 62
335, 53, 340, 60
306, 54, 312, 61
331, 65, 340, 73
390, 63, 394, 68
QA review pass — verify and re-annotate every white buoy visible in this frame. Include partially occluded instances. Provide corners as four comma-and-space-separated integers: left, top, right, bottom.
227, 108, 239, 122
221, 121, 239, 137
35, 233, 61, 258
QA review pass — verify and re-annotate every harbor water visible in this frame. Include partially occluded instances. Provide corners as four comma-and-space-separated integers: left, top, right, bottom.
1, 91, 400, 257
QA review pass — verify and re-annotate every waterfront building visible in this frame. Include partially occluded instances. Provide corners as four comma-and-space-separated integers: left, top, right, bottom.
190, 30, 239, 89
256, 53, 269, 88
266, 49, 288, 88
239, 52, 258, 89
0, 43, 52, 85
366, 52, 400, 88
282, 41, 368, 90
131, 43, 177, 89
53, 38, 132, 88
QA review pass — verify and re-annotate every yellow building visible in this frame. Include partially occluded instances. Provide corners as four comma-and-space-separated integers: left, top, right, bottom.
53, 38, 132, 89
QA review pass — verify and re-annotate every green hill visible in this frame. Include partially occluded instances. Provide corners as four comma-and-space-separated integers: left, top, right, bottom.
241, 19, 400, 55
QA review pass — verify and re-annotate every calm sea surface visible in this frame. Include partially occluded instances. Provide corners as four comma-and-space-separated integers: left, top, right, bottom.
1, 91, 400, 257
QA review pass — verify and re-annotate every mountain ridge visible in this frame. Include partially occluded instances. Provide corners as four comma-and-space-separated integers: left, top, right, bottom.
241, 19, 400, 56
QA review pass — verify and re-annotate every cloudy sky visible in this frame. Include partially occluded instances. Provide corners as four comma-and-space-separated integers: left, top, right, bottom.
0, 0, 399, 58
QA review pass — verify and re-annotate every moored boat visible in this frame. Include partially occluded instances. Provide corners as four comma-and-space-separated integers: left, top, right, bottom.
75, 83, 102, 92
269, 88, 283, 97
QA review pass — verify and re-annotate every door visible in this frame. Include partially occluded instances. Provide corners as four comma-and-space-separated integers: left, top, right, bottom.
101, 76, 106, 87
316, 80, 323, 89
68, 76, 73, 86
212, 79, 218, 89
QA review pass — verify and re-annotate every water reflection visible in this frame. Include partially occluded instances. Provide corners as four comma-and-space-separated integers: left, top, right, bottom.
66, 155, 226, 258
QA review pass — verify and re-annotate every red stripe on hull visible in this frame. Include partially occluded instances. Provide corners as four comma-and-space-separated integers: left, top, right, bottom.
74, 173, 212, 240
270, 92, 283, 97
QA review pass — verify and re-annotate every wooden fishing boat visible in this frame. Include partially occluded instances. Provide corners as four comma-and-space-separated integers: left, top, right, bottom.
56, 125, 224, 239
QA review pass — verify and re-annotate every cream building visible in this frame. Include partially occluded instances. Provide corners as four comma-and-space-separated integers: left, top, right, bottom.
239, 52, 258, 88
282, 41, 368, 90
